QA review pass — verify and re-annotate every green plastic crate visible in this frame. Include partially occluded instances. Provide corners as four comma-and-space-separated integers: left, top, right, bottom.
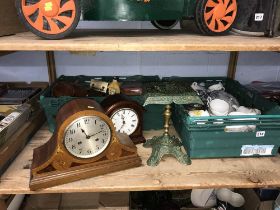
40, 75, 164, 133
171, 77, 280, 158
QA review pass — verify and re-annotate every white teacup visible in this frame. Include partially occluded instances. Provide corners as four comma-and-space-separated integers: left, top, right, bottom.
236, 106, 261, 115
225, 111, 257, 132
208, 82, 225, 92
209, 99, 230, 116
191, 82, 206, 91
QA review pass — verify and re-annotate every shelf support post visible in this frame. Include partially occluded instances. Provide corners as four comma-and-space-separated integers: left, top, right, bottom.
46, 51, 57, 84
227, 51, 239, 80
0, 52, 15, 57
0, 198, 7, 210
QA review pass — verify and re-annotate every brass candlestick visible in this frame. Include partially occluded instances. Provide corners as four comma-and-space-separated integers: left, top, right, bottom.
164, 104, 171, 136
143, 104, 191, 166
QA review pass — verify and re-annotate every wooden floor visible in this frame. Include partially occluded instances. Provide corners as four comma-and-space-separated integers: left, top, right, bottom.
0, 30, 279, 52
0, 125, 280, 194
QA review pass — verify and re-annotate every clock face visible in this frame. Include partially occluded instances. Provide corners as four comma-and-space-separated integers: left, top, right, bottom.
111, 108, 139, 135
63, 116, 111, 159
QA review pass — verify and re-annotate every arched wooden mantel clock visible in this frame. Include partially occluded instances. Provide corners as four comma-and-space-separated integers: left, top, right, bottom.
30, 98, 141, 191
101, 94, 146, 144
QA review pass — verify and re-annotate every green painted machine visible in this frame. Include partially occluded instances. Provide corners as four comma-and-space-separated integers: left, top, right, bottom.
16, 0, 238, 39
83, 0, 193, 21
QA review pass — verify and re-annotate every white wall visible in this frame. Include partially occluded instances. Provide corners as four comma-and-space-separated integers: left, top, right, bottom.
1, 51, 280, 84
0, 51, 229, 82
55, 51, 229, 77
0, 21, 280, 84
236, 52, 280, 84
0, 51, 48, 82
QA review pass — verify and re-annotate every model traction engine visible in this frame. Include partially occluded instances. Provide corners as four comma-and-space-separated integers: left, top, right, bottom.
16, 0, 238, 39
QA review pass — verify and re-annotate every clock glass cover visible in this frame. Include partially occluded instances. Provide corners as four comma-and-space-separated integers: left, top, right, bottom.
111, 108, 139, 135
64, 116, 111, 159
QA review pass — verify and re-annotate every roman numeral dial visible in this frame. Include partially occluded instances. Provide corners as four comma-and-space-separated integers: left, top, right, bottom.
111, 108, 139, 135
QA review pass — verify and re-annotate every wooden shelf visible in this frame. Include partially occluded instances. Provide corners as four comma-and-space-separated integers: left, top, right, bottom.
0, 30, 280, 52
0, 125, 280, 194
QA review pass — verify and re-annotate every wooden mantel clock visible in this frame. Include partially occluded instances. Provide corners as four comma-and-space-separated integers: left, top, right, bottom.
30, 98, 141, 191
101, 94, 146, 144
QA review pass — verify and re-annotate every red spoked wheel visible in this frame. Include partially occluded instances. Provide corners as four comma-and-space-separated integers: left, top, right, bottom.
195, 0, 237, 35
16, 0, 80, 39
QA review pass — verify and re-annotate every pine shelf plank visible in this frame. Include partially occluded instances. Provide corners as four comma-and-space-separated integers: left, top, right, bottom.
0, 125, 279, 195
0, 30, 279, 52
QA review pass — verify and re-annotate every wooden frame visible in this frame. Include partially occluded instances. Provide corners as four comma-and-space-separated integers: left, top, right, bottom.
0, 31, 279, 206
46, 51, 57, 84
0, 31, 279, 52
227, 51, 239, 79
0, 126, 280, 194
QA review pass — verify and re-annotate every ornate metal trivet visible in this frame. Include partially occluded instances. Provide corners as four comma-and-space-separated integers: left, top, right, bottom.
143, 104, 191, 166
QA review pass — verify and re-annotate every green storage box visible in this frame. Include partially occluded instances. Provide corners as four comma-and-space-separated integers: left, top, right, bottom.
171, 77, 280, 159
40, 75, 164, 133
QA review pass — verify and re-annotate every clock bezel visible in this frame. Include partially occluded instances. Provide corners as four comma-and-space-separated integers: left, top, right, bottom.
57, 109, 116, 164
63, 115, 112, 159
110, 107, 140, 135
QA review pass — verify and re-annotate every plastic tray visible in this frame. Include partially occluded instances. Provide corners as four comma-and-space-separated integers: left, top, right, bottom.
170, 77, 280, 158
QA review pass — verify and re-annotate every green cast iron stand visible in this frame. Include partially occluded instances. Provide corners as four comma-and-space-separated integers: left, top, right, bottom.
143, 104, 191, 166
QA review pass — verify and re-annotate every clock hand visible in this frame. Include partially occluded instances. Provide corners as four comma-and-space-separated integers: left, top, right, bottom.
81, 129, 90, 139
119, 124, 125, 131
89, 130, 103, 138
121, 115, 126, 125
118, 121, 127, 133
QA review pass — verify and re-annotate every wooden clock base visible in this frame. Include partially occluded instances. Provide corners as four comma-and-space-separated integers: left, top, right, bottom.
30, 155, 141, 191
30, 132, 142, 191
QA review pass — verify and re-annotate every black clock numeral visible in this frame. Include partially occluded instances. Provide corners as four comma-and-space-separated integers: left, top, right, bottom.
84, 118, 90, 124
69, 129, 75, 135
67, 137, 73, 142
95, 120, 97, 125
96, 146, 100, 150
87, 150, 92, 154
79, 148, 82, 154
78, 141, 82, 145
77, 122, 81, 128
131, 124, 135, 127
95, 138, 99, 142
72, 145, 76, 150
102, 139, 105, 144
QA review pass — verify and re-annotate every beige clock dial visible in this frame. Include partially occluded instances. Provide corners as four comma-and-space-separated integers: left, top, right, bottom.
64, 116, 111, 159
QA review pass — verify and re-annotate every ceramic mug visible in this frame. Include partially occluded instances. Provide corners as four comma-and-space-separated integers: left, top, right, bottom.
209, 91, 239, 113
208, 98, 230, 116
